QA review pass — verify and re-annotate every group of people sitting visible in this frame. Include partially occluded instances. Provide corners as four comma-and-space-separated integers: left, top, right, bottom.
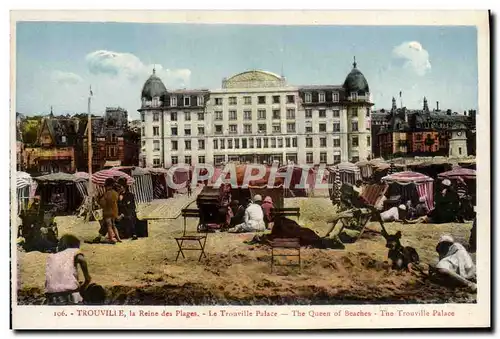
375, 178, 473, 224
94, 177, 139, 243
226, 194, 275, 233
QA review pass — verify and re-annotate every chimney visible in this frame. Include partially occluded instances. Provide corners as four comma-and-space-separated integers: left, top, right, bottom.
436, 101, 440, 111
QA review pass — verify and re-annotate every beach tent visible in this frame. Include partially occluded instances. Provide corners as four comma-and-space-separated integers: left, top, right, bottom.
130, 167, 154, 203
382, 171, 434, 211
16, 171, 35, 215
33, 172, 87, 213
91, 169, 134, 197
438, 168, 476, 180
146, 167, 173, 199
327, 163, 361, 202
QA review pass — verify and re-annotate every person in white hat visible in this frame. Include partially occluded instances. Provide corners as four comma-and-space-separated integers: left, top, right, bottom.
430, 234, 477, 292
379, 203, 407, 222
228, 194, 265, 233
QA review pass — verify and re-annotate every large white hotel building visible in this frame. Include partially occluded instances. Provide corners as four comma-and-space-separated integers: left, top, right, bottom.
138, 60, 373, 167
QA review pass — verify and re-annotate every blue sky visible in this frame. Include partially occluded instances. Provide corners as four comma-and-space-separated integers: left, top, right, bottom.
16, 22, 478, 119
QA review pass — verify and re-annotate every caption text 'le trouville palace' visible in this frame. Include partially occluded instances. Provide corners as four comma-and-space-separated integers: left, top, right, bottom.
139, 60, 373, 168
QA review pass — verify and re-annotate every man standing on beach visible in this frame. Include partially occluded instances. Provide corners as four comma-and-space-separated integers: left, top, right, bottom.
98, 178, 122, 244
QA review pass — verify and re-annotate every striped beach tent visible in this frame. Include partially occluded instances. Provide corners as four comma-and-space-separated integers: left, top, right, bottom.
336, 162, 362, 185
130, 167, 154, 203
146, 167, 172, 199
326, 166, 342, 203
91, 169, 134, 197
16, 171, 34, 215
382, 171, 434, 211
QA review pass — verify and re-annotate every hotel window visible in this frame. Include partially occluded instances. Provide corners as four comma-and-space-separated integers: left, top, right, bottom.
258, 96, 266, 104
185, 156, 192, 165
367, 136, 371, 146
285, 137, 291, 148
306, 138, 313, 148
287, 123, 296, 133
213, 139, 218, 150
273, 95, 280, 104
214, 98, 223, 106
197, 95, 204, 106
256, 138, 262, 148
320, 152, 327, 164
272, 109, 281, 119
271, 138, 277, 148
153, 158, 161, 167
352, 121, 358, 132
306, 152, 313, 164
141, 140, 146, 147
229, 110, 237, 120
229, 97, 237, 105
184, 128, 191, 136
351, 92, 358, 101
258, 109, 266, 120
198, 140, 205, 150
141, 112, 145, 122
277, 137, 283, 148
319, 123, 326, 132
198, 156, 205, 164
272, 124, 281, 133
334, 154, 341, 164
292, 137, 297, 147
334, 138, 340, 147
258, 124, 267, 133
215, 111, 223, 121
171, 140, 178, 151
320, 137, 327, 147
153, 127, 159, 136
263, 138, 269, 148
242, 138, 247, 149
286, 109, 296, 119
228, 139, 233, 149
171, 127, 178, 136
352, 136, 359, 147
319, 92, 326, 103
351, 108, 358, 117
366, 108, 370, 117
171, 96, 177, 107
171, 156, 178, 165
305, 109, 312, 118
306, 126, 312, 133
184, 96, 191, 106
244, 124, 252, 134
333, 92, 339, 102
287, 95, 295, 104
153, 112, 159, 121
235, 138, 240, 149
153, 140, 160, 151
332, 110, 340, 118
249, 138, 254, 148
333, 123, 340, 132
215, 125, 223, 134
244, 96, 252, 105
229, 124, 237, 134
305, 93, 312, 103
244, 110, 252, 120
183, 112, 190, 121
220, 139, 225, 149
214, 155, 225, 164
198, 126, 205, 135
197, 112, 204, 121
185, 140, 191, 150
171, 112, 177, 121
319, 109, 326, 118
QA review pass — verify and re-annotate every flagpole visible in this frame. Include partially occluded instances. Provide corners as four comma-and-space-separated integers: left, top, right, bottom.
87, 86, 93, 219
399, 91, 403, 109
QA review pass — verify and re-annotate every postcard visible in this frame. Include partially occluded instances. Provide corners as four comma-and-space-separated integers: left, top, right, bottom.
10, 10, 490, 330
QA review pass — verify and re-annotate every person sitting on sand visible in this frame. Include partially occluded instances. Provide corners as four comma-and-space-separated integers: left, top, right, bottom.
429, 234, 477, 292
228, 195, 265, 233
45, 234, 92, 305
229, 200, 245, 227
380, 204, 407, 222
261, 196, 275, 229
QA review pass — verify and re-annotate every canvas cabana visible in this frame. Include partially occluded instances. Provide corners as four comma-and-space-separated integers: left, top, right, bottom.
16, 171, 36, 215
33, 172, 87, 213
130, 167, 154, 203
438, 167, 476, 180
91, 169, 134, 197
146, 167, 173, 199
327, 162, 361, 203
382, 171, 434, 211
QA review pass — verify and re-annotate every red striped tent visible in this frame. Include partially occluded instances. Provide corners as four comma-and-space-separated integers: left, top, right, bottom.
382, 171, 434, 210
91, 169, 134, 186
438, 168, 476, 180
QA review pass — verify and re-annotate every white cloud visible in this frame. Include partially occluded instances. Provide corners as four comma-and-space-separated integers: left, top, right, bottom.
85, 50, 191, 87
392, 41, 431, 76
51, 70, 83, 85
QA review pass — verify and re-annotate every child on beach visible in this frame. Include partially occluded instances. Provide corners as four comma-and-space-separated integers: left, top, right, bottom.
45, 234, 91, 305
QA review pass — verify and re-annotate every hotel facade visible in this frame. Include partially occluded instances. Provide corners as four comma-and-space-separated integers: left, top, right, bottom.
138, 61, 373, 167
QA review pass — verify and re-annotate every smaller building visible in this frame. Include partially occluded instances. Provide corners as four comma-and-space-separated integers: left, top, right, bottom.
23, 115, 80, 173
